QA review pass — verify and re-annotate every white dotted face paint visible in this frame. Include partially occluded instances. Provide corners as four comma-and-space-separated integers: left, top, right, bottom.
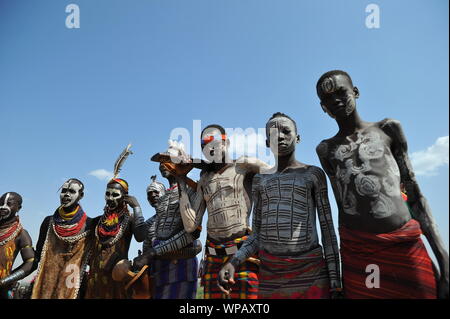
60, 182, 83, 208
0, 193, 12, 220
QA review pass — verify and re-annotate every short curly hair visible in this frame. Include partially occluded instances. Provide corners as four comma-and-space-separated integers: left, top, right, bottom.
266, 112, 297, 133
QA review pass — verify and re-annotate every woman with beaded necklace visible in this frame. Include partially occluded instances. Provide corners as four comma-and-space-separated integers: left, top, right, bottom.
31, 179, 94, 299
83, 178, 147, 299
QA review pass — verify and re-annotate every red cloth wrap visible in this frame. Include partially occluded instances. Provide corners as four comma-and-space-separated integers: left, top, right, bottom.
340, 219, 437, 299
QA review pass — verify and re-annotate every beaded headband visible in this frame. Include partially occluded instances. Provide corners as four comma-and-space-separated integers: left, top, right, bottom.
108, 178, 129, 193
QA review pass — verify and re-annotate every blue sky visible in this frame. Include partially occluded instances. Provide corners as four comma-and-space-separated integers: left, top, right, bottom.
1, 0, 448, 278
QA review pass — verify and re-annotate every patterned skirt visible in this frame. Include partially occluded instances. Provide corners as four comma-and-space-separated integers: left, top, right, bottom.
258, 247, 330, 299
340, 219, 437, 299
201, 237, 259, 299
150, 257, 198, 299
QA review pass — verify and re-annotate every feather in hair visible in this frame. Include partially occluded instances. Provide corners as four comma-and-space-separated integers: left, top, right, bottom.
113, 143, 133, 179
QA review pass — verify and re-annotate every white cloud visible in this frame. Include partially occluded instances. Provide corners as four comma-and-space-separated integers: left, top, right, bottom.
411, 136, 449, 176
89, 169, 114, 181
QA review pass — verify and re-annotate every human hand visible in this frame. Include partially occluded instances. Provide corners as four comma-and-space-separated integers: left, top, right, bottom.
217, 262, 236, 296
132, 249, 154, 272
123, 195, 140, 209
329, 279, 344, 299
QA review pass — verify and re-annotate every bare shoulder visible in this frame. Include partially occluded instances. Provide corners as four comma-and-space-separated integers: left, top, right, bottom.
378, 118, 407, 148
316, 137, 338, 159
40, 216, 52, 230
251, 173, 263, 187
378, 118, 404, 136
18, 228, 33, 246
306, 165, 327, 182
236, 156, 270, 174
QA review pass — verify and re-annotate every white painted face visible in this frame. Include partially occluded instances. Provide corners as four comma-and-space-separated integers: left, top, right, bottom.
60, 182, 83, 208
201, 129, 228, 163
266, 117, 298, 156
0, 193, 12, 220
105, 187, 124, 209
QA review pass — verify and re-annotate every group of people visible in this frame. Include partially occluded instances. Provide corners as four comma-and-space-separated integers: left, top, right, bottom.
0, 70, 448, 299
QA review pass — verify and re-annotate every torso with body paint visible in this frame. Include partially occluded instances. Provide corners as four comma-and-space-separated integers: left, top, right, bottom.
318, 122, 411, 233
154, 187, 183, 240
254, 166, 322, 256
200, 163, 252, 242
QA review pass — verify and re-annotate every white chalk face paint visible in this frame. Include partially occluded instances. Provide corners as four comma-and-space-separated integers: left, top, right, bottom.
60, 182, 83, 208
266, 117, 297, 156
202, 128, 227, 163
0, 193, 12, 220
105, 187, 123, 209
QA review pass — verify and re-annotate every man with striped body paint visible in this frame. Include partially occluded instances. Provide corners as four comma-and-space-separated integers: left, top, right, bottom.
133, 166, 201, 299
218, 113, 341, 299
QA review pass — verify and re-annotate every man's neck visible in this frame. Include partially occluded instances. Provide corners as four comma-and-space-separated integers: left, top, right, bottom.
336, 110, 365, 136
276, 151, 298, 172
167, 176, 177, 189
0, 215, 17, 227
210, 156, 232, 172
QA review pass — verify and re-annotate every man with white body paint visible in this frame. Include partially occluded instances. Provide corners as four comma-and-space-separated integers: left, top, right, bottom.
168, 124, 269, 299
0, 192, 35, 299
31, 179, 96, 299
315, 70, 448, 299
218, 113, 341, 299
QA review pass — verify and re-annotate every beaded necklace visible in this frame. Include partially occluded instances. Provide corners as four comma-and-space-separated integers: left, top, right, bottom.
53, 205, 88, 238
96, 205, 130, 246
0, 217, 22, 246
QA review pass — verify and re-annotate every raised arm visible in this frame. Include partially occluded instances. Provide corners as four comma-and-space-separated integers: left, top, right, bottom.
177, 177, 207, 233
381, 119, 449, 298
236, 156, 271, 174
0, 230, 35, 288
310, 166, 342, 294
124, 195, 147, 242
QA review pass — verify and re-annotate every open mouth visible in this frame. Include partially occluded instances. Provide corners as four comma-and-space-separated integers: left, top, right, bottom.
107, 200, 117, 207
